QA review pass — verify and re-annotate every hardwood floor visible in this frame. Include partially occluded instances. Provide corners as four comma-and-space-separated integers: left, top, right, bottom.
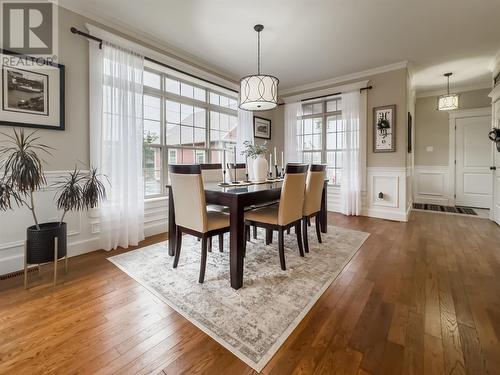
1, 211, 500, 374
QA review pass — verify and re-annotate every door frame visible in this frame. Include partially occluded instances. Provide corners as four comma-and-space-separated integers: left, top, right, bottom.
448, 107, 493, 208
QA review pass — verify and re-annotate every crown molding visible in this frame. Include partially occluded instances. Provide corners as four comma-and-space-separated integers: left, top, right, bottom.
57, 2, 239, 85
416, 80, 492, 98
280, 61, 408, 97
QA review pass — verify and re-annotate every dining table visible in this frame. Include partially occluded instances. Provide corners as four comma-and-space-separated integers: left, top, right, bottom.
167, 179, 328, 290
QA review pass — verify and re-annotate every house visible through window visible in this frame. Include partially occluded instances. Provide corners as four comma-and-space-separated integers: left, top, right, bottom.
143, 63, 238, 197
298, 98, 342, 185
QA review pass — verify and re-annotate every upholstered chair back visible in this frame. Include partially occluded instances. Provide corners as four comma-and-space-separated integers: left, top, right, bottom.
226, 163, 246, 182
278, 164, 308, 226
303, 165, 326, 216
169, 165, 207, 233
200, 164, 223, 183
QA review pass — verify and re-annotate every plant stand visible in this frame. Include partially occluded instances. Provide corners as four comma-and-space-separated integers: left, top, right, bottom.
24, 237, 68, 289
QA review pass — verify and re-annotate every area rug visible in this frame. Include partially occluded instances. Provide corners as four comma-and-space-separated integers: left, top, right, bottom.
413, 203, 477, 215
108, 226, 369, 372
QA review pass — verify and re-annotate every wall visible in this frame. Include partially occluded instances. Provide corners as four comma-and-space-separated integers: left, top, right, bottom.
415, 88, 491, 166
0, 6, 236, 275
275, 67, 409, 221
413, 88, 492, 205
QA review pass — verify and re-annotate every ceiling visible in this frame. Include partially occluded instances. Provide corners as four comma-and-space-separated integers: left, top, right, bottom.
60, 0, 500, 93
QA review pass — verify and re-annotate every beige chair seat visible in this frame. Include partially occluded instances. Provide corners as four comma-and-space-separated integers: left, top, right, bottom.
245, 205, 279, 225
207, 211, 230, 231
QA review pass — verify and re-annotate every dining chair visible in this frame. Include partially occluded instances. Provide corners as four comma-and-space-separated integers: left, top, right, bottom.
199, 163, 227, 252
244, 164, 308, 270
226, 163, 247, 182
169, 164, 230, 283
302, 164, 326, 253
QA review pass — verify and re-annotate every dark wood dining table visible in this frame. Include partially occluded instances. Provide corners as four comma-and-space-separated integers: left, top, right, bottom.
167, 180, 328, 290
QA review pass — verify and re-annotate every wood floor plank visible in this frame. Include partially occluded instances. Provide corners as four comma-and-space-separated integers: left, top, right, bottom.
0, 212, 499, 375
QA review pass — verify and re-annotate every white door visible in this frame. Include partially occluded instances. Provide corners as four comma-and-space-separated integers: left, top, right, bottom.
455, 115, 493, 208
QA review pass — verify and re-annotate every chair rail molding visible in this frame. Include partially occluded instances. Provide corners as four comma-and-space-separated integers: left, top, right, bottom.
0, 170, 167, 276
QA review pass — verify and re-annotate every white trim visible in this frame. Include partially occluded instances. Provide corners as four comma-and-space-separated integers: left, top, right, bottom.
416, 81, 492, 98
489, 84, 500, 103
448, 107, 492, 120
280, 61, 408, 96
413, 166, 452, 205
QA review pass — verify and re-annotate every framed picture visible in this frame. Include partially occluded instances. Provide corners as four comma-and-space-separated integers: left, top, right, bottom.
407, 112, 412, 153
0, 49, 65, 130
254, 116, 271, 140
373, 105, 396, 153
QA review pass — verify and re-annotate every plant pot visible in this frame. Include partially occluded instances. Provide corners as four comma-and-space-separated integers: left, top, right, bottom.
26, 222, 67, 264
253, 155, 269, 182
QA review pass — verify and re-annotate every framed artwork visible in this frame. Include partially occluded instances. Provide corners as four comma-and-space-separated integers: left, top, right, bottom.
407, 112, 412, 153
254, 116, 271, 139
0, 49, 65, 130
373, 105, 396, 153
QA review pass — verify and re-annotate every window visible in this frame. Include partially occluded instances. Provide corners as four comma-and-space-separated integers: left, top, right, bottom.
298, 98, 342, 185
143, 67, 238, 197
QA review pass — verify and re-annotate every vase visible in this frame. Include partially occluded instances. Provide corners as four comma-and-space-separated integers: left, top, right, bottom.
26, 222, 67, 264
253, 155, 268, 182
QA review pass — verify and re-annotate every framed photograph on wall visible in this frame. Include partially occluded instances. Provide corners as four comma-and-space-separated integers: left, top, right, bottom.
0, 49, 65, 130
254, 116, 271, 139
373, 105, 396, 153
407, 112, 412, 153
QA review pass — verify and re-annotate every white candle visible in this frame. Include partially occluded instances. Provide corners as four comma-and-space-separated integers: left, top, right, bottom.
222, 149, 226, 170
269, 153, 273, 172
281, 151, 284, 169
274, 147, 277, 165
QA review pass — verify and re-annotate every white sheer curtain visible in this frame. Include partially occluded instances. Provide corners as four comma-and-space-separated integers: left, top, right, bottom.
284, 102, 302, 164
340, 90, 367, 216
236, 108, 254, 177
90, 41, 145, 250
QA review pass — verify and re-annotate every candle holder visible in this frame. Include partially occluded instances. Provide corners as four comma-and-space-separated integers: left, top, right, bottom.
220, 170, 229, 186
281, 167, 285, 178
245, 173, 250, 183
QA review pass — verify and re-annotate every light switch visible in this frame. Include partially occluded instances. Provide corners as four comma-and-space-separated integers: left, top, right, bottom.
426, 146, 434, 152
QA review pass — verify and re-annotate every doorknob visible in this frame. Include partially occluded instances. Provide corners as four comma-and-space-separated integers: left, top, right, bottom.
491, 166, 497, 171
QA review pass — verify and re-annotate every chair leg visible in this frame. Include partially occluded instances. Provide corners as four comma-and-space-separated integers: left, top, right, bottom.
246, 224, 251, 242
286, 228, 290, 235
307, 218, 312, 227
302, 218, 309, 253
266, 229, 273, 245
243, 226, 247, 258
218, 234, 224, 252
208, 236, 212, 252
173, 228, 182, 268
253, 225, 257, 239
315, 213, 322, 243
295, 223, 304, 257
199, 237, 208, 283
278, 228, 286, 270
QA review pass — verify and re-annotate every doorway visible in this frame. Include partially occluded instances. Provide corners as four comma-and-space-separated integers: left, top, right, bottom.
450, 108, 493, 209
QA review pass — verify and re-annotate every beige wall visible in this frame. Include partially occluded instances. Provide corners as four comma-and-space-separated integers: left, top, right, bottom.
415, 88, 491, 166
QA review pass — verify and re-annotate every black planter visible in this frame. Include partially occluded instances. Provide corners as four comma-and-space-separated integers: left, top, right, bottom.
26, 222, 67, 264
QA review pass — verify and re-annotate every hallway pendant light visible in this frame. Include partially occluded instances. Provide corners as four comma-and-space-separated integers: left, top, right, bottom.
239, 24, 279, 111
437, 72, 459, 111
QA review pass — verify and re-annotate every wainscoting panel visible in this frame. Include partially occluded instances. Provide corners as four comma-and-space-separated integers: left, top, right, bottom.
0, 171, 168, 275
364, 167, 408, 221
414, 166, 452, 205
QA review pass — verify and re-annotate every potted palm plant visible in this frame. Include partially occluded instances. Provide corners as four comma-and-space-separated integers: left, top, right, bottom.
0, 129, 107, 272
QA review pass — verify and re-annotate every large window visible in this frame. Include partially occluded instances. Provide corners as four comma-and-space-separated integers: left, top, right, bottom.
143, 66, 238, 197
298, 98, 342, 185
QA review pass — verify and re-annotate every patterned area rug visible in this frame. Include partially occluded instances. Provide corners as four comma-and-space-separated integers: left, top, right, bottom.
108, 226, 369, 372
413, 203, 477, 215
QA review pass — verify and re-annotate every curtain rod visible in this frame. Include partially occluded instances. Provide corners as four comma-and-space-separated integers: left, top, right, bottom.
70, 27, 239, 94
278, 85, 373, 106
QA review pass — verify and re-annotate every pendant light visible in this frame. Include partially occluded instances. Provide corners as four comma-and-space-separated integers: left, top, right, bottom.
437, 72, 459, 111
239, 24, 279, 111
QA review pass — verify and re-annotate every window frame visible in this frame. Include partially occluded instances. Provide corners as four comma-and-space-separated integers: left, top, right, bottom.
299, 98, 342, 186
143, 67, 238, 198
